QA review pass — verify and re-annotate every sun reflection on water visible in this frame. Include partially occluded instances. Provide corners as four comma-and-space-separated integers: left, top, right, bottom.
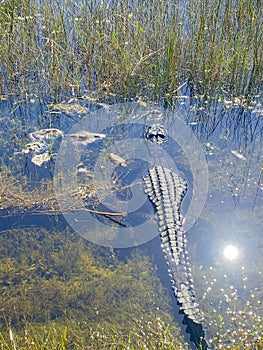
223, 244, 239, 261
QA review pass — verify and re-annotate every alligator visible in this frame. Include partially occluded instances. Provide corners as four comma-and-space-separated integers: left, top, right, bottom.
143, 124, 209, 349
144, 165, 209, 349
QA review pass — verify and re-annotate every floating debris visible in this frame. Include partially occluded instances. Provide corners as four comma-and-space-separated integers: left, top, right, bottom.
50, 103, 90, 115
22, 128, 63, 166
205, 142, 216, 150
219, 97, 245, 108
108, 153, 128, 167
29, 128, 63, 141
81, 95, 110, 109
31, 152, 52, 166
77, 167, 92, 175
22, 141, 47, 154
68, 131, 106, 145
230, 150, 247, 161
188, 121, 199, 125
77, 167, 93, 181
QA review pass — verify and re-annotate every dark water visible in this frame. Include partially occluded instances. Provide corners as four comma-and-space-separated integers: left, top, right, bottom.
0, 96, 262, 347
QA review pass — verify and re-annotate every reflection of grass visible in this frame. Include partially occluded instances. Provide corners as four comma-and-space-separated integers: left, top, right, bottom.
0, 0, 262, 103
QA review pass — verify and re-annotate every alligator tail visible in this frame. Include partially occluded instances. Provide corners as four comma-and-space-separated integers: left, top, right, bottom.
144, 166, 209, 349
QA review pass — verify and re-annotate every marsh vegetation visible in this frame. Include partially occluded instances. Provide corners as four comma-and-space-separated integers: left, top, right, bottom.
0, 0, 263, 349
0, 0, 262, 104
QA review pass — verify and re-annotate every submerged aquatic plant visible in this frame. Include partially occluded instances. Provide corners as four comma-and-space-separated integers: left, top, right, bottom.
0, 227, 188, 348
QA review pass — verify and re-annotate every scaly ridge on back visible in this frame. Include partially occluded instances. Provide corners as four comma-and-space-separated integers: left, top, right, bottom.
143, 165, 204, 325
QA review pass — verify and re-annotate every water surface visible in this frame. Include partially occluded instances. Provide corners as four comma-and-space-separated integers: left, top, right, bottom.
0, 96, 262, 347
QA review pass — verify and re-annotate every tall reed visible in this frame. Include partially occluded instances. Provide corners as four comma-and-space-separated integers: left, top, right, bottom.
0, 0, 262, 103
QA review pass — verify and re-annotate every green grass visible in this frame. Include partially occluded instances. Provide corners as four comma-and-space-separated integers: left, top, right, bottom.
1, 322, 263, 350
0, 320, 189, 350
0, 0, 262, 104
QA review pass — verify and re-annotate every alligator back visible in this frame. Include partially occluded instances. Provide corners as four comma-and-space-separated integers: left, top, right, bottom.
144, 165, 209, 349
